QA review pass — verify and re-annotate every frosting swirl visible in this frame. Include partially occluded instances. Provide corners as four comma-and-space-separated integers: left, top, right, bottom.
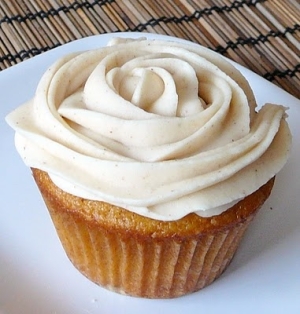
6, 37, 291, 220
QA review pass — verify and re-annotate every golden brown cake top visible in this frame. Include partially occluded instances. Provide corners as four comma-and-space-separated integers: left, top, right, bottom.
32, 168, 275, 237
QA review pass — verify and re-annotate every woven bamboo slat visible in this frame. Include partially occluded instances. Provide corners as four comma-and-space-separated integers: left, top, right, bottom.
0, 0, 299, 98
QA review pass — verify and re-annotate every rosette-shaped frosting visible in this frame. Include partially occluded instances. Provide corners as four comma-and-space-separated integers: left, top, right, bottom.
6, 37, 291, 220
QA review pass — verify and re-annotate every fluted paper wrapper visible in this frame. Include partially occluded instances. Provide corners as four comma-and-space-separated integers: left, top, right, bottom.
43, 198, 253, 298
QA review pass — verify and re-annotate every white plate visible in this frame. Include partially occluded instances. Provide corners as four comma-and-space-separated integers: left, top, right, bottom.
1, 33, 299, 314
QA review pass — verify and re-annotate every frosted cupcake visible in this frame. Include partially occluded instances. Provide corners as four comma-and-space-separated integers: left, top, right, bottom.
6, 37, 291, 298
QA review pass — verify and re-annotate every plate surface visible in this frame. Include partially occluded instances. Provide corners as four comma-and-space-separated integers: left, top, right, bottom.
1, 33, 299, 314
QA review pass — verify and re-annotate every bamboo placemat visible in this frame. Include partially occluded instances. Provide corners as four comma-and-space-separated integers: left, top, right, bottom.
0, 0, 299, 98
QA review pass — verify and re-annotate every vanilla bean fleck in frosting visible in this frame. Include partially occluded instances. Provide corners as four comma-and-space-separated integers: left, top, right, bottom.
6, 37, 292, 220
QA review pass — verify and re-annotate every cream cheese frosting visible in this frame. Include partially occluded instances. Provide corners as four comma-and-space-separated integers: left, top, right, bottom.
6, 37, 292, 220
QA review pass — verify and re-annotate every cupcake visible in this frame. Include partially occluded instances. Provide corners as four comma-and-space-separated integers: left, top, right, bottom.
6, 36, 291, 298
